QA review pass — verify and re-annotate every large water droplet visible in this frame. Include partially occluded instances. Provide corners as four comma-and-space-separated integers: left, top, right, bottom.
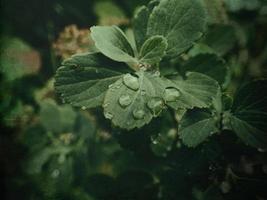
51, 169, 60, 178
103, 103, 110, 108
104, 111, 113, 119
119, 95, 132, 108
81, 106, 86, 110
123, 74, 140, 91
153, 71, 160, 77
164, 87, 180, 102
133, 109, 145, 119
147, 98, 163, 116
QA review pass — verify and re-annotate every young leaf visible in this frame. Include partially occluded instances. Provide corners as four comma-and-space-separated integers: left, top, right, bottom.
167, 72, 219, 109
103, 70, 167, 130
147, 0, 206, 57
224, 80, 267, 148
179, 109, 218, 147
133, 6, 150, 51
133, 1, 160, 51
139, 35, 168, 65
55, 52, 131, 109
90, 26, 136, 63
181, 53, 228, 85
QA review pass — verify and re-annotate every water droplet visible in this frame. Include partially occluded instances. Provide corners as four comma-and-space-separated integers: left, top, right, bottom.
123, 74, 140, 91
81, 106, 86, 110
103, 103, 110, 108
164, 87, 180, 102
133, 109, 145, 119
104, 111, 113, 119
153, 71, 160, 77
147, 98, 163, 116
167, 146, 172, 151
119, 95, 132, 107
108, 84, 114, 88
258, 148, 267, 153
151, 134, 159, 144
141, 90, 146, 96
140, 66, 147, 71
51, 169, 60, 178
152, 140, 158, 145
220, 181, 231, 194
95, 69, 99, 73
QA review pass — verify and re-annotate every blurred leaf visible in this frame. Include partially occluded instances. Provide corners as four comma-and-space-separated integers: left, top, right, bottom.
224, 0, 261, 11
203, 24, 236, 56
224, 80, 267, 148
201, 0, 228, 24
181, 53, 228, 85
40, 99, 77, 133
94, 1, 128, 26
179, 109, 218, 147
0, 37, 41, 81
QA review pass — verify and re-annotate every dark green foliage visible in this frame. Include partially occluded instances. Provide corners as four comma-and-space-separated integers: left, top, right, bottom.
1, 0, 267, 200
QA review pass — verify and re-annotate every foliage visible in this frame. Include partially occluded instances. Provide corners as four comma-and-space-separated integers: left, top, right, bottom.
1, 0, 267, 200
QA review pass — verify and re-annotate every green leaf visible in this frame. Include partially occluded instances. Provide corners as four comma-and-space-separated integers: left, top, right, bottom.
224, 80, 267, 148
139, 35, 168, 65
133, 1, 160, 51
90, 26, 136, 63
103, 70, 167, 130
147, 0, 206, 57
40, 99, 77, 133
201, 0, 228, 24
167, 72, 219, 109
133, 6, 150, 51
224, 0, 261, 11
181, 53, 228, 85
0, 37, 40, 81
94, 1, 128, 26
203, 24, 236, 56
55, 52, 130, 109
179, 109, 218, 147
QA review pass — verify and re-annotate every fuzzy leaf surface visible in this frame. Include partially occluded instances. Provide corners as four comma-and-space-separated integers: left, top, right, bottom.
167, 72, 219, 109
179, 109, 218, 147
147, 0, 206, 57
55, 52, 130, 109
90, 26, 136, 63
225, 80, 267, 148
103, 70, 168, 130
182, 53, 228, 84
139, 35, 168, 65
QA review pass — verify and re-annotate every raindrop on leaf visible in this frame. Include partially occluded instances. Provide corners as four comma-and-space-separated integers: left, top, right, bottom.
147, 98, 164, 116
51, 169, 60, 178
119, 94, 132, 108
104, 111, 113, 119
123, 73, 140, 91
133, 109, 145, 119
153, 71, 160, 77
164, 87, 180, 102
